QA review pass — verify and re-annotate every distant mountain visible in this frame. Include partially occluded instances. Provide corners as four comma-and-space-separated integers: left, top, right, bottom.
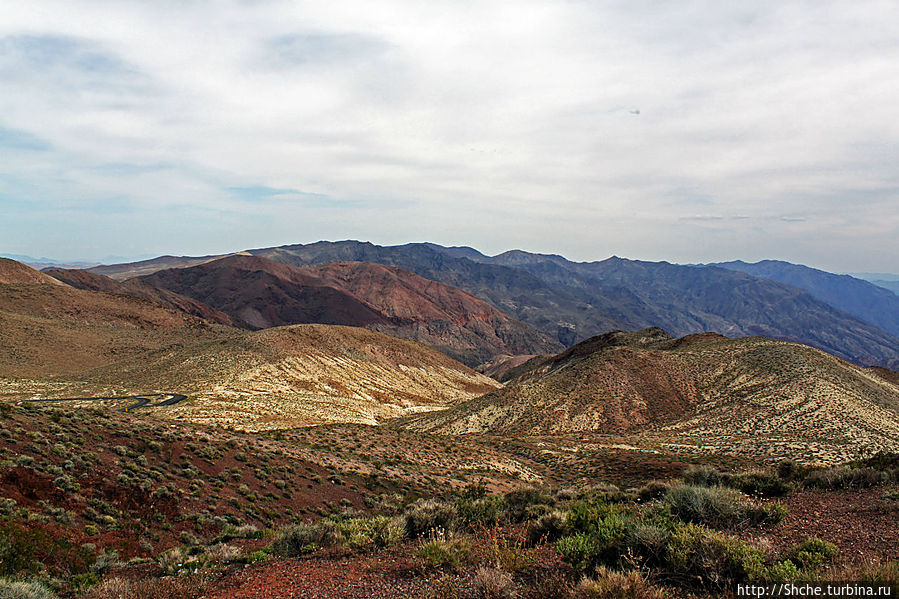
88, 241, 899, 369
849, 272, 899, 282
44, 268, 239, 327
398, 328, 899, 463
139, 254, 558, 365
425, 245, 899, 369
871, 280, 899, 296
141, 254, 388, 329
711, 260, 899, 338
304, 261, 561, 365
89, 253, 239, 280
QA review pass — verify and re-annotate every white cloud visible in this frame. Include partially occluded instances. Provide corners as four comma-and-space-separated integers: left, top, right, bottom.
0, 0, 896, 271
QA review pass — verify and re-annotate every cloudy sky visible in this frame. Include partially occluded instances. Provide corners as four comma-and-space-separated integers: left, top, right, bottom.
1, 1, 897, 271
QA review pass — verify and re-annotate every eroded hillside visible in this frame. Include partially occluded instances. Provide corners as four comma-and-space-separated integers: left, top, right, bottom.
400, 329, 899, 463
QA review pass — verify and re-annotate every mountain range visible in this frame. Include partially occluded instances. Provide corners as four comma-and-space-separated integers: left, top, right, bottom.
74, 241, 899, 369
0, 258, 497, 429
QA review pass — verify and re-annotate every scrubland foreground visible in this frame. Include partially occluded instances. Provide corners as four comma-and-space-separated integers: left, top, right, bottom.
0, 403, 896, 599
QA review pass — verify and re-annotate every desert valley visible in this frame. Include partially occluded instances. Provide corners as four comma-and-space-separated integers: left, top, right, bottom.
0, 242, 897, 598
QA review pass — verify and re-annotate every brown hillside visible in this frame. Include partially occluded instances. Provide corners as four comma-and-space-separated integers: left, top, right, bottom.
306, 261, 562, 365
868, 366, 899, 387
87, 253, 238, 280
399, 329, 899, 463
0, 257, 68, 286
45, 268, 239, 327
36, 324, 501, 431
140, 255, 388, 329
0, 279, 221, 379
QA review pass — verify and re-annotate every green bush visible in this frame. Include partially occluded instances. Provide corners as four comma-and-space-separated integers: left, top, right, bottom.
0, 522, 92, 577
555, 507, 628, 573
765, 559, 804, 582
454, 495, 504, 529
502, 487, 553, 523
783, 537, 839, 571
683, 465, 731, 487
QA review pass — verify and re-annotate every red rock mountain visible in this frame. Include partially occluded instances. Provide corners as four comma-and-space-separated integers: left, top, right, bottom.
140, 255, 387, 330
139, 255, 560, 365
44, 268, 238, 327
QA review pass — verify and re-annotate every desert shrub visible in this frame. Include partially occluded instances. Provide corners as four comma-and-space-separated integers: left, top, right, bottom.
206, 543, 242, 565
0, 521, 92, 577
849, 452, 899, 473
156, 548, 185, 576
777, 459, 802, 481
576, 567, 667, 599
803, 467, 887, 490
635, 481, 670, 503
330, 515, 405, 552
661, 523, 766, 587
404, 500, 458, 539
90, 550, 123, 576
86, 574, 210, 599
416, 534, 471, 571
483, 529, 535, 573
472, 567, 515, 599
730, 471, 793, 498
0, 579, 57, 599
765, 559, 804, 582
664, 485, 784, 529
502, 487, 553, 523
683, 465, 731, 487
272, 522, 337, 556
833, 559, 899, 586
455, 495, 504, 529
783, 537, 839, 571
526, 511, 568, 546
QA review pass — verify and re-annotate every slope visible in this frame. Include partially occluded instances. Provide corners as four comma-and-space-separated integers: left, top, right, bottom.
399, 329, 899, 463
0, 257, 68, 286
140, 255, 559, 365
712, 259, 899, 337
0, 262, 224, 379
470, 249, 899, 369
44, 268, 239, 327
304, 261, 561, 365
61, 324, 502, 431
139, 254, 388, 329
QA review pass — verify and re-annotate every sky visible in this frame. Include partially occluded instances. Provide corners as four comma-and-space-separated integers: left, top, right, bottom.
0, 1, 897, 272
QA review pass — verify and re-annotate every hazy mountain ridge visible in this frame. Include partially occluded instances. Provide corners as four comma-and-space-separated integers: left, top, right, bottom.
711, 259, 899, 337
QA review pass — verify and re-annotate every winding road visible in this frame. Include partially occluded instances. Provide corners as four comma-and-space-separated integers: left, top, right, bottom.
32, 393, 186, 412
